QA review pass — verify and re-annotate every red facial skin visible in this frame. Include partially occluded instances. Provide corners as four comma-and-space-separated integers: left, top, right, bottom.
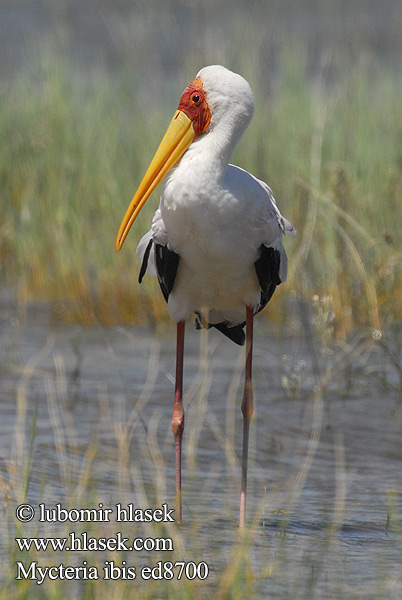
177, 76, 211, 139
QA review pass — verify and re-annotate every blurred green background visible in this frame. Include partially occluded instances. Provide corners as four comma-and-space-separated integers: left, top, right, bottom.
2, 0, 402, 333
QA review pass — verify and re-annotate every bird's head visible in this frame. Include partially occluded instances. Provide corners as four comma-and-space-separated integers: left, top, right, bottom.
116, 66, 253, 252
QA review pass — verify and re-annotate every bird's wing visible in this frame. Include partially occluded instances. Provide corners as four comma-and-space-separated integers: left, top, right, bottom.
255, 176, 296, 238
224, 165, 295, 284
136, 208, 169, 277
225, 165, 295, 240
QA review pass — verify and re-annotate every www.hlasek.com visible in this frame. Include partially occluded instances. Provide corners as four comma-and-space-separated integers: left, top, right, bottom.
15, 502, 209, 584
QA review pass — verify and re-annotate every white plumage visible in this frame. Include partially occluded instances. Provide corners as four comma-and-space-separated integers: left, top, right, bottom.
136, 65, 295, 327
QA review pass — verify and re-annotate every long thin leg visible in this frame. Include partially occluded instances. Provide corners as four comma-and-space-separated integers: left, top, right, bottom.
171, 320, 185, 524
239, 305, 254, 529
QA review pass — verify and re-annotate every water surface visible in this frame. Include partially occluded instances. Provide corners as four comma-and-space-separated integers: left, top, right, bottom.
1, 304, 401, 597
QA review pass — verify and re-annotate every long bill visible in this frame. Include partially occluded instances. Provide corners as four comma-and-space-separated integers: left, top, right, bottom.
116, 110, 195, 252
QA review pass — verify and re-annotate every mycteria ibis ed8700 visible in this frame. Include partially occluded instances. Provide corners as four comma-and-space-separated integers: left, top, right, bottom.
116, 65, 295, 527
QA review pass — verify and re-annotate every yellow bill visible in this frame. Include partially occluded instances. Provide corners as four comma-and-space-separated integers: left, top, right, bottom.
116, 110, 195, 252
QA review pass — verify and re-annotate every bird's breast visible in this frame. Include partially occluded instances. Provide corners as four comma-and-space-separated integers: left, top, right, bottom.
161, 180, 256, 266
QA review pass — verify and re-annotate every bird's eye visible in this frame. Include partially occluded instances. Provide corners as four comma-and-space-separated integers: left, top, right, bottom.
190, 93, 202, 106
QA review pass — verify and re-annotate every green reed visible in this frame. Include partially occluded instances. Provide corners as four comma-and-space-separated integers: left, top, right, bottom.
2, 46, 401, 334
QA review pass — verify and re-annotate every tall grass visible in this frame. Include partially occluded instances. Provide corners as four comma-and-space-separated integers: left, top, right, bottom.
2, 44, 401, 333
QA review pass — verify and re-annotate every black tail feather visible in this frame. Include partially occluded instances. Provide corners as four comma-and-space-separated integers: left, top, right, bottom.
195, 313, 246, 346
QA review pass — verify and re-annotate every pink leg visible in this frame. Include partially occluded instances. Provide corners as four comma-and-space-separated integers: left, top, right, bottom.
239, 305, 254, 528
171, 320, 185, 524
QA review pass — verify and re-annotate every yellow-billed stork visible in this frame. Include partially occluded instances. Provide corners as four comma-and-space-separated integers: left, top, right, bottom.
116, 65, 295, 527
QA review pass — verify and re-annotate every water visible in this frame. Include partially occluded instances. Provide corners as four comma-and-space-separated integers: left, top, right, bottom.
1, 302, 401, 597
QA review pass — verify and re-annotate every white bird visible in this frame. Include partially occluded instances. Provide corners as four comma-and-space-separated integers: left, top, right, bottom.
116, 65, 295, 527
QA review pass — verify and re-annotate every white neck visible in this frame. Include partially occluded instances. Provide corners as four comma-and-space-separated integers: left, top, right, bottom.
174, 104, 253, 187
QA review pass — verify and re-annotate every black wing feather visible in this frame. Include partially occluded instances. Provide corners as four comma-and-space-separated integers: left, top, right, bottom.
154, 243, 180, 302
254, 244, 281, 314
138, 239, 179, 300
138, 238, 154, 284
